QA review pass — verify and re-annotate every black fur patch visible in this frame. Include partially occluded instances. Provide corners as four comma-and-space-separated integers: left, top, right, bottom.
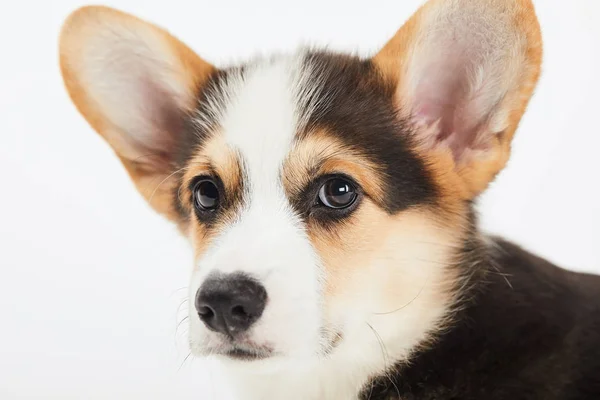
296, 51, 438, 215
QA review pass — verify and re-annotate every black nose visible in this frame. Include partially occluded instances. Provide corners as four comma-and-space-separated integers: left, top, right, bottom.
195, 272, 267, 336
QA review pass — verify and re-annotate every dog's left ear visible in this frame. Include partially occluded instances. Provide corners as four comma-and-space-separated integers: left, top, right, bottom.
374, 0, 542, 198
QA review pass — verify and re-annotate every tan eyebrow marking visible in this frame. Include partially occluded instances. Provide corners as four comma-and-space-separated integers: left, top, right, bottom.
282, 131, 387, 205
180, 133, 244, 213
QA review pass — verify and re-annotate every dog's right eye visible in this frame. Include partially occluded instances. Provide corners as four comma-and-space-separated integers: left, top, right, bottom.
193, 179, 220, 211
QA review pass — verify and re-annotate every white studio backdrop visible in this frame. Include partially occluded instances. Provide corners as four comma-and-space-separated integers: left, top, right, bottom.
0, 0, 598, 399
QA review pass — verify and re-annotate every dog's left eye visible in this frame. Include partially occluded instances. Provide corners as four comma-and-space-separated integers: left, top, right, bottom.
318, 178, 358, 209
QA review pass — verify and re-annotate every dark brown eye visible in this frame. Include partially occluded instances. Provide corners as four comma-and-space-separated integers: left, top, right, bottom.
194, 179, 220, 211
318, 178, 357, 209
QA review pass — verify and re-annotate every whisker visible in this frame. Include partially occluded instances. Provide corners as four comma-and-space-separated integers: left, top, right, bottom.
366, 322, 388, 360
176, 315, 189, 332
132, 153, 164, 163
373, 278, 428, 315
177, 182, 187, 206
169, 286, 189, 298
148, 166, 189, 203
177, 298, 189, 312
365, 322, 400, 399
178, 351, 192, 371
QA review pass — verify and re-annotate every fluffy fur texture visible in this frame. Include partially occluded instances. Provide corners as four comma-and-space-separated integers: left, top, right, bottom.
59, 1, 600, 399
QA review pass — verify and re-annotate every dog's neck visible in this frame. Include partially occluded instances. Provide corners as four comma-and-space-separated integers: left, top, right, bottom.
213, 347, 398, 400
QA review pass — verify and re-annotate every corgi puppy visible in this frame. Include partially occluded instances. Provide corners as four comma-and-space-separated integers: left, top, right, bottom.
58, 0, 600, 398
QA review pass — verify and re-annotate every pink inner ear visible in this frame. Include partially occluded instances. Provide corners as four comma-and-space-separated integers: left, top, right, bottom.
86, 48, 187, 171
134, 76, 183, 166
411, 52, 494, 161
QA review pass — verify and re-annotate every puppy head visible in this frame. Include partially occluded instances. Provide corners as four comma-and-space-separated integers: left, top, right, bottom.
59, 0, 541, 374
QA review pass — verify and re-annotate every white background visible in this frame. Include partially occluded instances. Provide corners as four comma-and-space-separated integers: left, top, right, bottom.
1, 0, 599, 399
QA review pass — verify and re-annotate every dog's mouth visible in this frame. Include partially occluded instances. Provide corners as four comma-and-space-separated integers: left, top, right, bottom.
195, 329, 343, 361
201, 337, 275, 361
224, 346, 271, 361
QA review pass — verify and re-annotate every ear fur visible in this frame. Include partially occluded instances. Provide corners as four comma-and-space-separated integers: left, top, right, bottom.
374, 0, 542, 197
59, 6, 215, 221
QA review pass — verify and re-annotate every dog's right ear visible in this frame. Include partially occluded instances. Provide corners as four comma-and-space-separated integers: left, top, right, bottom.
59, 6, 215, 222
373, 0, 542, 198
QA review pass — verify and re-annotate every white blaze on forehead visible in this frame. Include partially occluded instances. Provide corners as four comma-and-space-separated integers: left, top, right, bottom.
221, 57, 301, 198
189, 54, 320, 280
205, 54, 322, 278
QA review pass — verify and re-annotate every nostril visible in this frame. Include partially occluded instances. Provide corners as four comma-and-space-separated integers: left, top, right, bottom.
197, 305, 214, 319
231, 305, 247, 319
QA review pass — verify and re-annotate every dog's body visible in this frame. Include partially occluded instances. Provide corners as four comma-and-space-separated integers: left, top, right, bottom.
59, 0, 600, 398
365, 237, 600, 399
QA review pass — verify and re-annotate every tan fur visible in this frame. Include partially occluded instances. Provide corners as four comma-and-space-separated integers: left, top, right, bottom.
312, 201, 468, 360
283, 133, 387, 206
180, 134, 242, 209
180, 134, 245, 246
59, 6, 215, 221
374, 0, 542, 198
